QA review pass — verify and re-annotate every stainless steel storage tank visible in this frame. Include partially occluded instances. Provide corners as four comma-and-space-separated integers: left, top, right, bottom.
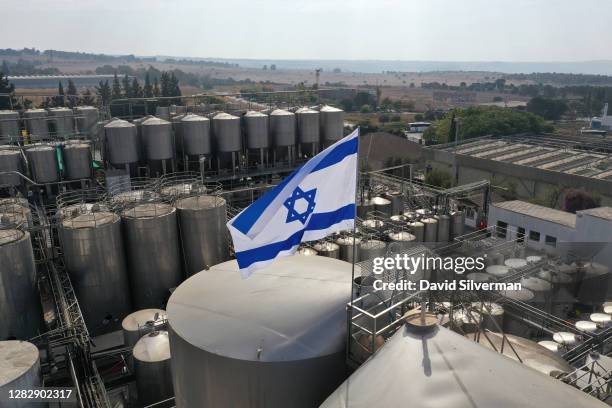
48, 107, 74, 138
0, 110, 20, 141
408, 221, 425, 242
320, 106, 344, 145
212, 112, 242, 153
122, 309, 168, 349
296, 107, 320, 144
142, 117, 174, 160
180, 114, 211, 156
387, 231, 416, 253
436, 214, 451, 242
0, 148, 24, 187
359, 239, 387, 261
421, 217, 438, 243
60, 212, 132, 335
122, 203, 183, 309
0, 341, 44, 408
336, 236, 361, 262
270, 109, 296, 147
156, 106, 170, 120
133, 331, 174, 407
175, 195, 228, 276
244, 111, 269, 149
0, 230, 41, 340
313, 242, 340, 259
383, 191, 404, 215
23, 109, 48, 139
450, 210, 465, 239
167, 255, 352, 408
62, 142, 91, 180
75, 106, 99, 135
104, 119, 139, 166
371, 196, 392, 216
25, 145, 59, 183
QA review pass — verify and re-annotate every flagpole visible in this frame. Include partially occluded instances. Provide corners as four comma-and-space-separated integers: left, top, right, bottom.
347, 127, 359, 365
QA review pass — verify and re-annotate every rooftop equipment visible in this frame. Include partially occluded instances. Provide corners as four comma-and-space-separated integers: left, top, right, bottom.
122, 309, 168, 349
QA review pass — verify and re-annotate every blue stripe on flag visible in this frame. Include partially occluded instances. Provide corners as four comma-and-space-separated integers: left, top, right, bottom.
235, 203, 355, 269
231, 133, 358, 235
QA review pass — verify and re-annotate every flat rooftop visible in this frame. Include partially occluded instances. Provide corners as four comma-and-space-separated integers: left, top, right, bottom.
433, 135, 612, 182
577, 206, 612, 221
491, 200, 577, 228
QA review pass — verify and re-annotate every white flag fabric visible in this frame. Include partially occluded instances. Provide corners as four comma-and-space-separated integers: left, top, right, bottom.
227, 128, 359, 277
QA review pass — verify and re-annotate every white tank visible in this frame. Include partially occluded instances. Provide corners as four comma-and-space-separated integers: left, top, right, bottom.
133, 331, 174, 407
0, 341, 44, 408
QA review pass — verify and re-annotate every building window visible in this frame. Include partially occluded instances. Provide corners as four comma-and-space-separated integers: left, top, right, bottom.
529, 230, 541, 242
545, 235, 557, 247
517, 227, 525, 243
497, 221, 508, 238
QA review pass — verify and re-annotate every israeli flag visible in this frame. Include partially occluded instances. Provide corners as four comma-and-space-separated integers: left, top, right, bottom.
227, 128, 359, 277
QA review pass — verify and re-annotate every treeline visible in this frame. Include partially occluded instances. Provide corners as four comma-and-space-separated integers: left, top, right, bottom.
1, 59, 60, 76
504, 72, 612, 86
95, 70, 181, 106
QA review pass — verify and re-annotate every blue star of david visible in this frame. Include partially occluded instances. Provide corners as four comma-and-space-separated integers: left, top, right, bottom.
283, 186, 317, 225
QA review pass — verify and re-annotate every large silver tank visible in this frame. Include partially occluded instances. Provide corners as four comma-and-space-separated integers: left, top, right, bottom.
383, 191, 404, 215
48, 107, 74, 138
320, 106, 344, 144
167, 255, 352, 408
133, 331, 174, 407
296, 107, 320, 144
122, 203, 183, 309
0, 110, 20, 140
422, 217, 438, 243
122, 309, 168, 349
25, 145, 59, 183
450, 210, 465, 239
75, 106, 99, 135
577, 262, 610, 305
387, 231, 416, 253
436, 214, 451, 242
336, 236, 361, 262
62, 142, 91, 180
371, 196, 392, 216
270, 109, 296, 147
212, 113, 242, 153
0, 341, 45, 408
142, 117, 174, 160
175, 195, 228, 276
23, 109, 48, 139
313, 242, 340, 259
60, 212, 132, 335
0, 230, 41, 340
244, 111, 269, 149
0, 148, 24, 186
409, 221, 425, 242
104, 119, 139, 165
180, 114, 211, 156
0, 202, 32, 229
359, 239, 387, 261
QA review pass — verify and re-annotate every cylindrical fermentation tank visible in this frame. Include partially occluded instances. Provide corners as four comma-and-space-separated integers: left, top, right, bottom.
75, 106, 99, 135
320, 106, 344, 145
180, 114, 211, 156
0, 202, 32, 228
383, 191, 404, 215
122, 309, 168, 349
62, 142, 91, 180
270, 109, 296, 147
23, 109, 48, 139
0, 230, 41, 340
577, 262, 610, 306
104, 119, 139, 165
436, 214, 451, 242
122, 203, 183, 309
175, 195, 229, 276
471, 302, 504, 332
387, 231, 416, 253
133, 331, 174, 407
359, 239, 387, 261
0, 148, 24, 187
0, 110, 20, 141
313, 242, 340, 259
421, 217, 438, 243
357, 198, 374, 218
296, 107, 320, 144
409, 221, 425, 242
371, 196, 392, 216
48, 107, 74, 138
336, 236, 361, 262
450, 210, 465, 239
212, 112, 242, 153
244, 111, 269, 149
0, 341, 45, 408
167, 255, 353, 408
142, 117, 174, 160
25, 145, 59, 183
60, 212, 132, 335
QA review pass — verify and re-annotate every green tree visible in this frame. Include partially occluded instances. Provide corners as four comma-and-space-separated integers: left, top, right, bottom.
143, 72, 153, 98
153, 77, 160, 97
0, 71, 17, 109
131, 77, 143, 98
67, 79, 78, 107
526, 97, 568, 120
360, 104, 372, 113
80, 88, 96, 105
111, 72, 122, 100
270, 64, 276, 70
424, 168, 452, 188
54, 81, 65, 106
122, 73, 131, 98
96, 80, 111, 105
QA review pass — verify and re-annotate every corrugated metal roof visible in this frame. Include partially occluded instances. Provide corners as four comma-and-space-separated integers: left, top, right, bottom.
577, 207, 612, 221
492, 200, 576, 228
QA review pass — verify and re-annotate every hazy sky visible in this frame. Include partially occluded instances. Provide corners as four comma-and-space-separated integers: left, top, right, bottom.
2, 0, 610, 61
